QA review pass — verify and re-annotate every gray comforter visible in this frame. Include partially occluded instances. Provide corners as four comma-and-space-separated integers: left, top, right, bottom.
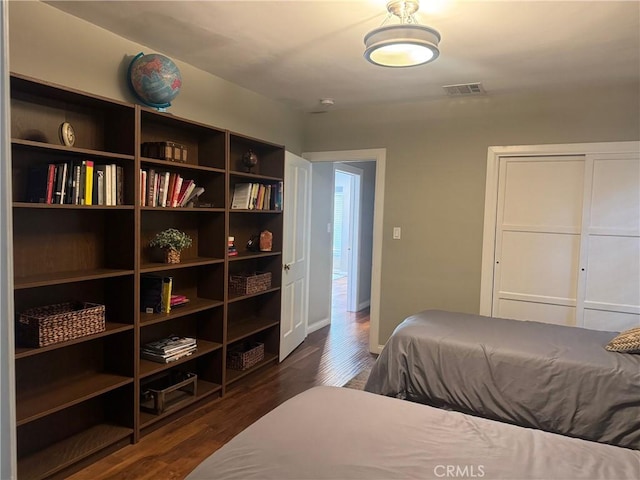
365, 310, 640, 449
187, 386, 640, 479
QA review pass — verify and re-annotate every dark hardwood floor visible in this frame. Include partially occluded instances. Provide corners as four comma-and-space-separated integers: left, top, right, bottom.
68, 277, 376, 480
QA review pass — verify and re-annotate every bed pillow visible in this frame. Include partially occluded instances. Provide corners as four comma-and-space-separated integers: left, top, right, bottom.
605, 327, 640, 353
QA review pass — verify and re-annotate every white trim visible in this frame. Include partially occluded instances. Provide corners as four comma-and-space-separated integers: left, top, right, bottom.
358, 300, 371, 311
1, 1, 17, 477
480, 141, 640, 317
306, 317, 331, 335
303, 149, 386, 354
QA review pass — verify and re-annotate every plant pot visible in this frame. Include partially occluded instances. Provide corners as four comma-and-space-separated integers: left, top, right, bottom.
164, 248, 181, 264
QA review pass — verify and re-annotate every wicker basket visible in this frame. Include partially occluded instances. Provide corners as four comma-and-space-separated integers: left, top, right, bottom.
227, 342, 265, 370
229, 272, 272, 296
17, 302, 106, 347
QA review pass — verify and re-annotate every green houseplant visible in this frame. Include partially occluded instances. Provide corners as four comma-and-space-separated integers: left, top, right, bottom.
149, 228, 192, 264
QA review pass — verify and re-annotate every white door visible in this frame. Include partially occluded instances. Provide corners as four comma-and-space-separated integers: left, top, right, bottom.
580, 153, 640, 330
280, 152, 311, 360
493, 156, 585, 326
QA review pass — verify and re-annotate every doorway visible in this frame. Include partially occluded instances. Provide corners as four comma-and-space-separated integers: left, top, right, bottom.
332, 165, 362, 315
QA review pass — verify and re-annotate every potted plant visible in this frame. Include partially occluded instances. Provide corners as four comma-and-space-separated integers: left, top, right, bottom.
149, 228, 192, 264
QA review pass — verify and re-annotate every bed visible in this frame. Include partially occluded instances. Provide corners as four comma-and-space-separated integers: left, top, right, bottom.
186, 386, 640, 479
364, 309, 640, 449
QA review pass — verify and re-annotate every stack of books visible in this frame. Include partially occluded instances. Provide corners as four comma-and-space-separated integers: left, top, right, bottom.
231, 182, 282, 210
141, 336, 197, 363
139, 168, 204, 208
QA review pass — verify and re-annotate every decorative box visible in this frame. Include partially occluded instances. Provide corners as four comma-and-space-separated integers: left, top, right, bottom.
229, 272, 272, 296
140, 371, 198, 415
17, 302, 106, 347
141, 141, 188, 163
227, 342, 265, 370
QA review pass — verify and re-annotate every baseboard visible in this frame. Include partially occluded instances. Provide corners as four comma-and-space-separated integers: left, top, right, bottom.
357, 300, 370, 311
307, 317, 330, 335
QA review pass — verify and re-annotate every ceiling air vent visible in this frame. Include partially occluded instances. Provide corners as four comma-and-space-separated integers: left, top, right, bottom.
443, 82, 486, 96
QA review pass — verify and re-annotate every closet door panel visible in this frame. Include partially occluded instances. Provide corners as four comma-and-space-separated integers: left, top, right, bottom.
497, 299, 575, 326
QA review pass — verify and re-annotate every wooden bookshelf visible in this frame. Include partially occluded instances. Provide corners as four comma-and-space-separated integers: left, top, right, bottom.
10, 72, 284, 478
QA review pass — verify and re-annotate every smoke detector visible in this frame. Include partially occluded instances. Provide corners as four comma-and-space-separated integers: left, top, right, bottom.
443, 82, 486, 96
319, 98, 335, 107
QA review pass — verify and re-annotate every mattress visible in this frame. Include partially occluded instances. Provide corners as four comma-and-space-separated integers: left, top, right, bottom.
186, 386, 640, 479
365, 310, 640, 449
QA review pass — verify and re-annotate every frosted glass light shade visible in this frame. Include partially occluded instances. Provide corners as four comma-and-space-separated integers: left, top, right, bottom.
364, 25, 441, 67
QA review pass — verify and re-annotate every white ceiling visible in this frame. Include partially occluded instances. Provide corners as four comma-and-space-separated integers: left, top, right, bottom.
46, 0, 640, 112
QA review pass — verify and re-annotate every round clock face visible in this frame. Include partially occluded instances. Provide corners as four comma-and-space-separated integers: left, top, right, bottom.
59, 122, 75, 147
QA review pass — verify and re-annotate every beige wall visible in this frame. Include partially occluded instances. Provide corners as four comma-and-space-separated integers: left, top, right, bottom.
8, 0, 304, 152
303, 84, 640, 343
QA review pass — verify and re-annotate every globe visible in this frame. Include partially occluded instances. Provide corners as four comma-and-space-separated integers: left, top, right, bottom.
128, 52, 182, 111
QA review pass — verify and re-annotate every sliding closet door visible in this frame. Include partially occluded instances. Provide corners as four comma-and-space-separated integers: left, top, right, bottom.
492, 156, 585, 326
579, 154, 640, 331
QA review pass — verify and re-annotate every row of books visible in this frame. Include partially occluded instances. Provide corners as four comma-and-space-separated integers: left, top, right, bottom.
26, 161, 124, 205
141, 335, 197, 364
231, 182, 283, 210
140, 274, 190, 314
139, 169, 204, 208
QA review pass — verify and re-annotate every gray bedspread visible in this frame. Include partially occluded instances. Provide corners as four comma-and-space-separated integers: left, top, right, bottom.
365, 310, 640, 449
186, 386, 640, 479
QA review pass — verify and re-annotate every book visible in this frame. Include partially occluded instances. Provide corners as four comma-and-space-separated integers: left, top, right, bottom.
171, 175, 183, 207
54, 163, 67, 204
26, 164, 50, 203
45, 163, 56, 204
141, 347, 196, 364
104, 164, 113, 206
110, 163, 117, 206
231, 183, 252, 209
147, 168, 156, 207
142, 335, 197, 355
116, 165, 124, 205
184, 186, 204, 206
161, 276, 173, 313
84, 160, 94, 205
176, 179, 195, 207
139, 169, 147, 206
73, 163, 82, 205
140, 274, 163, 313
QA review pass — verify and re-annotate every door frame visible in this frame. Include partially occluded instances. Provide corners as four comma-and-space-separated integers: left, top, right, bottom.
333, 163, 363, 312
303, 148, 386, 354
480, 141, 640, 317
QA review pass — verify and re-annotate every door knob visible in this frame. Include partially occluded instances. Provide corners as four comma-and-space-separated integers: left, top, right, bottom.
284, 263, 291, 271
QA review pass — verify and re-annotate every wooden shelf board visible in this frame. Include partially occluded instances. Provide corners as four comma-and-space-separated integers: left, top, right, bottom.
13, 203, 134, 210
140, 157, 225, 174
138, 379, 222, 430
140, 297, 224, 326
17, 423, 133, 480
228, 208, 282, 214
225, 353, 278, 385
139, 340, 223, 379
14, 268, 135, 290
227, 317, 280, 344
15, 322, 133, 359
228, 287, 281, 303
229, 251, 281, 261
229, 171, 283, 182
140, 206, 224, 213
140, 257, 224, 273
17, 373, 133, 426
11, 138, 135, 161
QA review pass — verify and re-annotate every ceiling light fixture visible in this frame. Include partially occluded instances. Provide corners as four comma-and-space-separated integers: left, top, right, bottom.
364, 0, 441, 68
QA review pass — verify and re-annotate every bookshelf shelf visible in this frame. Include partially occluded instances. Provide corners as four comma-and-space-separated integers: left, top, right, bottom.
138, 379, 222, 430
227, 317, 280, 344
228, 287, 281, 303
14, 269, 134, 290
10, 72, 284, 476
17, 423, 133, 480
16, 373, 133, 426
12, 138, 135, 161
138, 340, 223, 379
15, 322, 133, 359
140, 257, 225, 273
225, 352, 279, 385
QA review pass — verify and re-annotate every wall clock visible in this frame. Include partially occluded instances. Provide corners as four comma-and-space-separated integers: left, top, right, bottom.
58, 122, 75, 147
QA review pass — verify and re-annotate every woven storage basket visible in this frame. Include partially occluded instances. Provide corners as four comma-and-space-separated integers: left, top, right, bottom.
227, 342, 265, 370
18, 302, 106, 347
229, 272, 272, 296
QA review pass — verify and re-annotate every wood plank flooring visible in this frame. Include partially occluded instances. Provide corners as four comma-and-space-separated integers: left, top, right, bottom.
68, 278, 375, 480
